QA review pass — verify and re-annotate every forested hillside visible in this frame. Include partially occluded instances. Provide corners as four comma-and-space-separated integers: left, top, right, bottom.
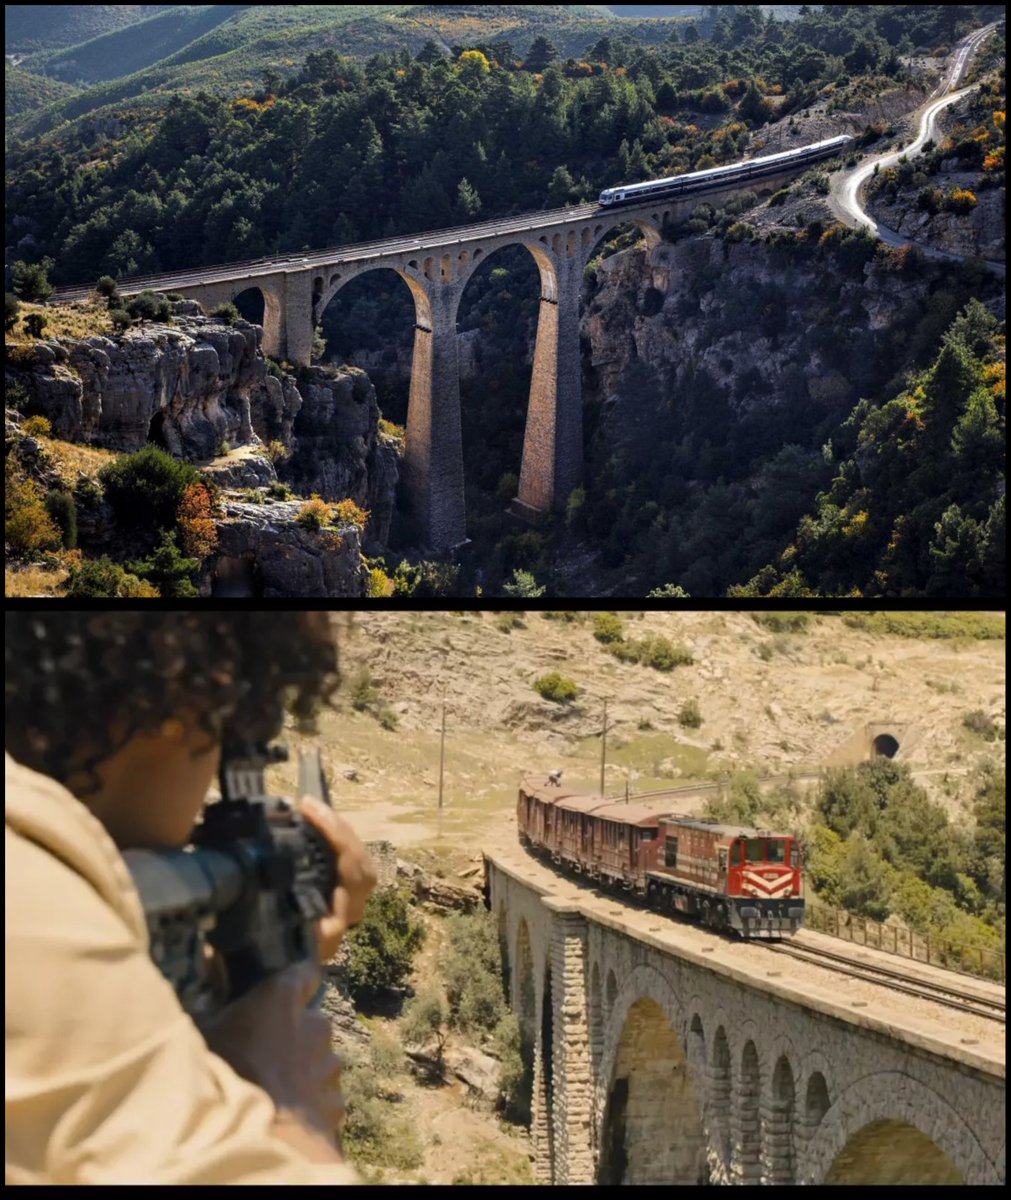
4, 5, 176, 55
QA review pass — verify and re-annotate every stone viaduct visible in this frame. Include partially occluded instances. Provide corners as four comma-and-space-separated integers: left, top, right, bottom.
485, 850, 1005, 1186
54, 158, 830, 549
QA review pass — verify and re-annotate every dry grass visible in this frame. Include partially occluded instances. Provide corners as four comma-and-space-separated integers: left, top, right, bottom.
39, 436, 119, 484
5, 564, 68, 597
8, 300, 114, 342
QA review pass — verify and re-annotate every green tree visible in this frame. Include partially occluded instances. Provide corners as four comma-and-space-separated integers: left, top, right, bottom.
455, 177, 482, 222
502, 569, 544, 597
593, 611, 625, 643
128, 529, 200, 598
98, 445, 201, 545
12, 258, 54, 302
525, 35, 558, 72
344, 887, 426, 1002
44, 489, 77, 549
5, 293, 20, 332
23, 313, 47, 339
546, 164, 576, 207
534, 672, 579, 703
95, 275, 118, 300
400, 988, 449, 1075
61, 556, 158, 598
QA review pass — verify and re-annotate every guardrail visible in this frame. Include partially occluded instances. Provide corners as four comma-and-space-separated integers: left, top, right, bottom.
806, 903, 1005, 985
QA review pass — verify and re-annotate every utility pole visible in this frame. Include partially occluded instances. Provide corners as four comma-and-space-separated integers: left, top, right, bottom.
438, 699, 446, 840
600, 698, 608, 797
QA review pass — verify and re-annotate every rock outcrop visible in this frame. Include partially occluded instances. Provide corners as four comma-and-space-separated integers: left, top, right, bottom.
202, 497, 367, 598
283, 366, 400, 547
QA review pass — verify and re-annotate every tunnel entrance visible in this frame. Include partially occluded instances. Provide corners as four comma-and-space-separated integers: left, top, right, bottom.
872, 734, 900, 759
148, 410, 169, 450
233, 287, 266, 326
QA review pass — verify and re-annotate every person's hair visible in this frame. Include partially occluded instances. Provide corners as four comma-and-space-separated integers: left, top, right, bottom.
5, 612, 340, 792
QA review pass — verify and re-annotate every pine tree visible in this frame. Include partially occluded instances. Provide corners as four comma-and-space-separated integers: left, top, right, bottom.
525, 35, 558, 72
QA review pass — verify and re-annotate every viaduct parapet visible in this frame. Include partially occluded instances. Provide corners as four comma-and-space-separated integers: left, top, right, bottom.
484, 849, 1005, 1185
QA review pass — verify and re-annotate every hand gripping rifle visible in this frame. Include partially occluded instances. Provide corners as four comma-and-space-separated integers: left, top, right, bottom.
122, 740, 338, 1018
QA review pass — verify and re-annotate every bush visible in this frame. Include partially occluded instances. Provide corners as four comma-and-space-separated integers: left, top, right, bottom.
295, 495, 333, 530
126, 290, 172, 323
751, 612, 810, 633
344, 886, 426, 1002
495, 612, 525, 633
400, 987, 449, 1069
12, 258, 54, 302
110, 308, 133, 331
177, 481, 218, 559
21, 415, 52, 438
492, 1012, 529, 1122
366, 566, 391, 597
23, 313, 48, 339
593, 611, 625, 643
265, 480, 292, 499
128, 529, 200, 598
502, 568, 545, 597
443, 911, 507, 1036
391, 559, 460, 596
963, 710, 1000, 741
5, 292, 20, 332
98, 445, 201, 542
61, 556, 159, 597
210, 302, 240, 324
44, 489, 77, 549
96, 275, 118, 299
5, 468, 62, 558
349, 667, 380, 711
944, 188, 978, 215
678, 698, 703, 728
534, 672, 579, 703
263, 439, 289, 465
637, 634, 693, 671
334, 498, 370, 528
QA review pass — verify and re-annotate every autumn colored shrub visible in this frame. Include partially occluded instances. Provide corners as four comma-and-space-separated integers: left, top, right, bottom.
944, 188, 978, 215
5, 467, 63, 558
296, 495, 333, 530
334, 498, 370, 528
21, 415, 52, 438
177, 482, 219, 559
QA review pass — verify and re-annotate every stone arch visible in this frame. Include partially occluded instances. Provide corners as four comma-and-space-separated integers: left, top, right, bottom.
604, 968, 618, 1021
708, 1026, 733, 1181
566, 229, 577, 258
515, 918, 536, 1050
580, 227, 592, 251
317, 266, 433, 339
873, 732, 900, 758
735, 1040, 762, 1182
536, 961, 556, 1178
497, 902, 510, 1002
458, 249, 470, 269
551, 232, 562, 255
423, 256, 435, 281
765, 1055, 796, 1183
229, 283, 282, 357
440, 253, 451, 281
801, 1072, 997, 1185
580, 217, 663, 274
805, 1070, 830, 1130
598, 993, 708, 1184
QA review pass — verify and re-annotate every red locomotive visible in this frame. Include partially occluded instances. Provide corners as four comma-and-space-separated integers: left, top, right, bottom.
517, 776, 804, 938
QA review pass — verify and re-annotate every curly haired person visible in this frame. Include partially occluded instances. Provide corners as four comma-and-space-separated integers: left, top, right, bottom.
5, 611, 377, 1185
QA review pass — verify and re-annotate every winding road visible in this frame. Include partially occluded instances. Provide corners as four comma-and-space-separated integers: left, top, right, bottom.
830, 21, 1003, 272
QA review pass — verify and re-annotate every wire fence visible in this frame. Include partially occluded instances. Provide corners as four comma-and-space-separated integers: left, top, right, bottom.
806, 903, 1005, 984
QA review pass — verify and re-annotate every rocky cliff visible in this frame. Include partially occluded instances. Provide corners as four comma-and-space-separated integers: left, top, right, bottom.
6, 306, 402, 596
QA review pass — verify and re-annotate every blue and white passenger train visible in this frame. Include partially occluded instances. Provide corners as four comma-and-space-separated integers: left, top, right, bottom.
597, 134, 855, 207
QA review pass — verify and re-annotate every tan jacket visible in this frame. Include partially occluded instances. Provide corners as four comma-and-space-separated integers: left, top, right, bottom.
4, 753, 357, 1185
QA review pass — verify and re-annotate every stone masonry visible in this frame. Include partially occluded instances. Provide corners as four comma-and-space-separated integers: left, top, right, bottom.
485, 850, 1005, 1186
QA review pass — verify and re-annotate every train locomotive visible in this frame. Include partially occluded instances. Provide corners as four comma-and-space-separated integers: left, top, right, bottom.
517, 777, 804, 938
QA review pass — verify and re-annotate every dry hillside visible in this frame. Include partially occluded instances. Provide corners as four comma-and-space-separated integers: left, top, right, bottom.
268, 610, 1005, 865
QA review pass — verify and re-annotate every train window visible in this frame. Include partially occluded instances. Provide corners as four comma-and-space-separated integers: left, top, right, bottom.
665, 836, 678, 868
641, 830, 656, 841
790, 843, 800, 868
731, 842, 742, 866
745, 838, 763, 863
767, 839, 786, 864
718, 848, 728, 873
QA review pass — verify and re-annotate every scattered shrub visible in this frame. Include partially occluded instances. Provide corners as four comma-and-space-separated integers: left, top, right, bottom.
534, 672, 579, 703
125, 290, 172, 323
110, 308, 133, 331
502, 568, 545, 597
21, 415, 52, 438
344, 886, 426, 1002
23, 313, 48, 339
593, 611, 625, 643
678, 698, 703, 728
95, 275, 118, 299
210, 302, 240, 324
12, 258, 54, 302
334, 498, 370, 528
366, 566, 392, 597
295, 495, 333, 530
962, 710, 1000, 741
5, 468, 62, 558
44, 489, 77, 549
263, 439, 289, 464
5, 292, 20, 332
177, 481, 218, 559
61, 556, 159, 597
265, 480, 292, 499
128, 529, 200, 598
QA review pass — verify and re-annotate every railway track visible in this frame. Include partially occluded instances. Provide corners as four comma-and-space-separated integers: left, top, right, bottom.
767, 938, 1006, 1025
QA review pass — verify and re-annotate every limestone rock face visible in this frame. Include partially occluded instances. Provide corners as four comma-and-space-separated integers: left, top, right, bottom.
8, 317, 284, 458
283, 366, 400, 547
868, 184, 1005, 262
203, 498, 367, 598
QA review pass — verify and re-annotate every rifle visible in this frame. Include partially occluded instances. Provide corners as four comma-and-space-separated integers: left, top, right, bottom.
122, 740, 338, 1018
